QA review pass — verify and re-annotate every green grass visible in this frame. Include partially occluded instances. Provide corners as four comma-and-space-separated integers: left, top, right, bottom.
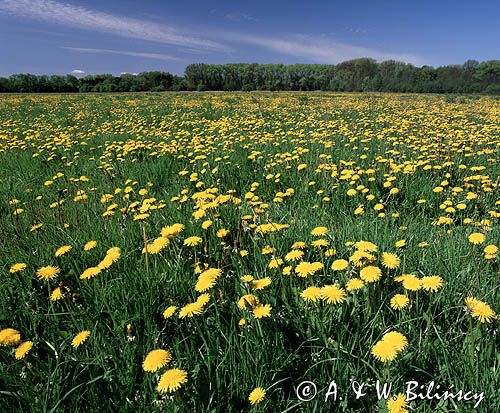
0, 92, 499, 412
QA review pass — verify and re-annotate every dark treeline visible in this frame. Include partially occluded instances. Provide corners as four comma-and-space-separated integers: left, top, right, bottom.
1, 59, 500, 93
184, 60, 500, 93
0, 72, 184, 93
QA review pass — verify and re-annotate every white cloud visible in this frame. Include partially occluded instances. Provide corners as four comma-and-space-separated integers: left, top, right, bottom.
346, 27, 368, 35
225, 12, 258, 22
0, 0, 226, 51
70, 69, 85, 74
63, 47, 183, 62
229, 33, 425, 66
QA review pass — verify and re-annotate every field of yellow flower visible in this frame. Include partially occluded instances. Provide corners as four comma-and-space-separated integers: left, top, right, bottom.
0, 92, 498, 412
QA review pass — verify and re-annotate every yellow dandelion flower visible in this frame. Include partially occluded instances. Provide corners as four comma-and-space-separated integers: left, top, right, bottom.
15, 340, 33, 360
55, 245, 72, 257
300, 286, 322, 302
465, 297, 496, 323
321, 285, 346, 305
71, 330, 90, 349
295, 261, 323, 277
291, 242, 306, 250
381, 252, 400, 269
238, 294, 260, 310
354, 205, 364, 215
106, 247, 121, 262
311, 239, 329, 248
0, 328, 21, 346
325, 248, 336, 257
350, 250, 375, 266
360, 266, 382, 283
10, 263, 27, 273
144, 236, 170, 255
161, 223, 185, 238
216, 228, 229, 238
311, 226, 328, 236
401, 274, 422, 291
395, 240, 406, 248
157, 368, 188, 393
13, 208, 24, 216
355, 241, 377, 252
346, 278, 365, 291
30, 223, 44, 232
179, 296, 209, 319
248, 387, 266, 405
371, 339, 399, 362
383, 331, 408, 351
84, 240, 97, 251
50, 287, 64, 301
80, 267, 101, 280
183, 236, 203, 246
201, 220, 213, 229
36, 266, 60, 281
253, 304, 272, 319
484, 244, 498, 255
371, 331, 408, 362
142, 349, 172, 372
268, 258, 283, 269
196, 293, 210, 306
390, 294, 409, 310
97, 256, 113, 270
331, 259, 349, 271
195, 268, 222, 292
192, 209, 206, 220
285, 250, 304, 262
262, 245, 276, 255
421, 276, 444, 292
387, 393, 409, 413
251, 277, 272, 291
163, 306, 177, 319
468, 233, 485, 245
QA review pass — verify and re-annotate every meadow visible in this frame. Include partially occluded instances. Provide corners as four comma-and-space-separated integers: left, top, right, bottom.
0, 92, 498, 412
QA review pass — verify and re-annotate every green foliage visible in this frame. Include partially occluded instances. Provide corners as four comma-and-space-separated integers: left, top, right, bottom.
3, 59, 500, 94
183, 60, 500, 94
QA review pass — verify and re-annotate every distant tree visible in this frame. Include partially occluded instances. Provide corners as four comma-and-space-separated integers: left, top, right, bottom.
461, 60, 479, 92
435, 65, 464, 93
171, 75, 188, 91
0, 77, 10, 92
474, 61, 500, 84
8, 74, 40, 92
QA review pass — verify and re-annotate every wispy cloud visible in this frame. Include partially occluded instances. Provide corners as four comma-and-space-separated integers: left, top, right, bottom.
63, 47, 183, 62
230, 33, 425, 65
225, 12, 258, 22
70, 69, 85, 74
346, 27, 368, 35
0, 0, 226, 51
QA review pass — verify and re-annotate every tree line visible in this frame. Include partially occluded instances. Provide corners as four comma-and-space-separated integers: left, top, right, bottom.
1, 59, 499, 94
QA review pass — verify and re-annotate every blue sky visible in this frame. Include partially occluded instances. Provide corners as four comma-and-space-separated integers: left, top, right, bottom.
0, 0, 499, 77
